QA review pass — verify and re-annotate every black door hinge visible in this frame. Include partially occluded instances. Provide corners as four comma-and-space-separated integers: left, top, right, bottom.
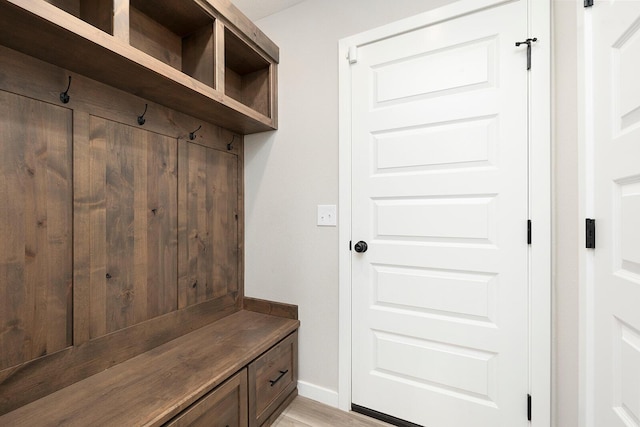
584, 0, 594, 7
527, 394, 532, 421
527, 220, 532, 245
515, 38, 538, 70
586, 219, 596, 249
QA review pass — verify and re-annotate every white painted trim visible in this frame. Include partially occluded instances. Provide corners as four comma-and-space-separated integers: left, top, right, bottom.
297, 381, 340, 408
338, 0, 552, 423
337, 36, 353, 412
577, 5, 595, 427
529, 0, 552, 425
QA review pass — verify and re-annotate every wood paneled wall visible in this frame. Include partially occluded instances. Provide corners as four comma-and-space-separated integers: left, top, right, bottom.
0, 44, 244, 413
0, 91, 73, 371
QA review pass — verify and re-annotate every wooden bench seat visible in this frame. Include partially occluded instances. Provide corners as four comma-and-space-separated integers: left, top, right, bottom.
0, 310, 299, 427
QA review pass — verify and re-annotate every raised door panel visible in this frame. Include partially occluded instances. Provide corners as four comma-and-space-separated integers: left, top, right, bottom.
86, 116, 178, 338
0, 90, 73, 370
178, 142, 239, 309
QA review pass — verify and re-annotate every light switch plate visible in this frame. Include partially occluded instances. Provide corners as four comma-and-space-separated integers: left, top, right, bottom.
317, 205, 337, 226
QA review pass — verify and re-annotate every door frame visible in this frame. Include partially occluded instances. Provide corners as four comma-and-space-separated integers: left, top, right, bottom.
337, 0, 551, 423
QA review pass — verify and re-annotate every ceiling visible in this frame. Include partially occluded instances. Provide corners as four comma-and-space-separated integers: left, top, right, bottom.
231, 0, 306, 21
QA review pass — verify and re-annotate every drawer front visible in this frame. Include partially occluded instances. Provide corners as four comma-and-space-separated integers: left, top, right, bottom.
248, 331, 298, 426
165, 369, 248, 427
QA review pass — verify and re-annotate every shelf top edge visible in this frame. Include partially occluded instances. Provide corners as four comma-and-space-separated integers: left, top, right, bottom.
196, 0, 280, 63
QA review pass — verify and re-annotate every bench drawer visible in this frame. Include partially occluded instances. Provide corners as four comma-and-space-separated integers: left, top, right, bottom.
248, 331, 298, 426
165, 369, 248, 427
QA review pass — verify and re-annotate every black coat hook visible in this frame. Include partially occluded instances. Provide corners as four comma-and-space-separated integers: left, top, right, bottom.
137, 104, 148, 125
227, 135, 236, 151
189, 125, 201, 140
60, 76, 72, 104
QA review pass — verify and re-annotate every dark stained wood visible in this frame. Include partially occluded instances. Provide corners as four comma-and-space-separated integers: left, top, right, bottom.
165, 369, 248, 427
42, 0, 78, 17
244, 297, 299, 320
89, 117, 178, 335
249, 331, 298, 427
183, 23, 215, 88
264, 388, 299, 427
130, 5, 183, 70
0, 1, 276, 134
0, 45, 243, 156
214, 19, 225, 92
0, 311, 299, 425
131, 0, 214, 37
80, 0, 113, 35
178, 142, 239, 308
0, 296, 239, 415
73, 112, 92, 346
195, 0, 279, 62
0, 90, 73, 371
242, 68, 271, 117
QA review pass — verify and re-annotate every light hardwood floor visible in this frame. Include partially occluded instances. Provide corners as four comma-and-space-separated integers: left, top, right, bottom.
273, 396, 393, 427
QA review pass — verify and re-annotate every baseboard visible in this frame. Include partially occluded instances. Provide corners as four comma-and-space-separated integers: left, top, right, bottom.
297, 381, 339, 408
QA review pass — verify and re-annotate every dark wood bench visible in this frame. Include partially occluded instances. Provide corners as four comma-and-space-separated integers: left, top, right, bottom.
0, 309, 299, 426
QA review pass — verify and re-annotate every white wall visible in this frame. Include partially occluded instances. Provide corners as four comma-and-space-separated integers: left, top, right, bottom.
243, 0, 455, 405
245, 1, 583, 425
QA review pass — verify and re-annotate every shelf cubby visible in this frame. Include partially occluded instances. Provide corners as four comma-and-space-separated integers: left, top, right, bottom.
130, 0, 215, 88
225, 28, 271, 118
0, 0, 278, 133
44, 0, 114, 34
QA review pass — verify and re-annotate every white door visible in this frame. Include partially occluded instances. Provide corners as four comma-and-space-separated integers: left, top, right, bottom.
592, 2, 640, 426
350, 1, 532, 426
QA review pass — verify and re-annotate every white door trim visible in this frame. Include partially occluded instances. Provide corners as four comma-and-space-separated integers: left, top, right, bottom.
338, 0, 551, 423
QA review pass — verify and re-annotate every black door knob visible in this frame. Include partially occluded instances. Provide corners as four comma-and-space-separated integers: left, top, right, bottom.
354, 241, 368, 253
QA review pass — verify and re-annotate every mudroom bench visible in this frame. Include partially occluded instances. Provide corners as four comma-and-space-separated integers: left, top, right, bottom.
0, 307, 299, 427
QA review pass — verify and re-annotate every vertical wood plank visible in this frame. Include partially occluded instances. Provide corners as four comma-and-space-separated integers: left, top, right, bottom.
0, 93, 27, 369
236, 138, 244, 306
74, 111, 92, 346
146, 131, 178, 318
89, 116, 107, 339
112, 0, 130, 43
212, 150, 238, 298
43, 94, 74, 352
177, 141, 189, 309
89, 119, 179, 336
132, 128, 149, 325
182, 23, 215, 88
214, 19, 226, 93
196, 144, 208, 303
0, 91, 72, 370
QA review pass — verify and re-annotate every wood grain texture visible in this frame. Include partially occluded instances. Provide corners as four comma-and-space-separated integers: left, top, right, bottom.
73, 112, 92, 346
244, 297, 298, 320
182, 23, 215, 88
0, 311, 299, 426
130, 5, 183, 70
249, 331, 298, 427
0, 296, 238, 414
195, 0, 279, 62
179, 142, 238, 308
88, 117, 178, 336
0, 90, 73, 371
79, 0, 113, 34
165, 369, 248, 427
214, 19, 225, 93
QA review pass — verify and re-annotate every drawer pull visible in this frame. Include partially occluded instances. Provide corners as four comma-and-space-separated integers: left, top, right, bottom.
269, 370, 289, 387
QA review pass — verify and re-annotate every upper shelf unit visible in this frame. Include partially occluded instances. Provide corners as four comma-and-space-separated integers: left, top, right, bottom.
0, 0, 278, 134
